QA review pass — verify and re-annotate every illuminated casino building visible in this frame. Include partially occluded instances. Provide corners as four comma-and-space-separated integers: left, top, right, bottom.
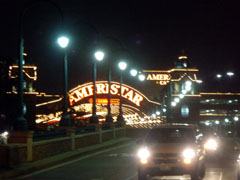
0, 55, 239, 133
0, 57, 62, 130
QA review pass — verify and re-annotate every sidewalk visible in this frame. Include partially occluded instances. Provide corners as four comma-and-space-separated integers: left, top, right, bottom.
0, 137, 132, 180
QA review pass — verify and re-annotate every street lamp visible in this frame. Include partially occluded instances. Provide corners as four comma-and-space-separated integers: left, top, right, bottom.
58, 36, 72, 127
234, 116, 239, 137
90, 51, 104, 123
138, 74, 146, 81
130, 69, 138, 77
117, 61, 127, 122
216, 74, 222, 79
227, 72, 234, 77
13, 1, 64, 131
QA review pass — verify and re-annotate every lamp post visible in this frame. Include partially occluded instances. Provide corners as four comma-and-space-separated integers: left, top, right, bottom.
14, 22, 28, 131
234, 116, 239, 137
90, 51, 104, 123
117, 61, 127, 122
13, 0, 64, 131
106, 63, 113, 123
57, 37, 72, 127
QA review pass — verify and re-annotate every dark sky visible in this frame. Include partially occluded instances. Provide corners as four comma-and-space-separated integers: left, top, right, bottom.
1, 0, 240, 94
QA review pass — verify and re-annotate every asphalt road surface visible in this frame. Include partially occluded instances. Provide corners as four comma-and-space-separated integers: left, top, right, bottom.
15, 140, 237, 180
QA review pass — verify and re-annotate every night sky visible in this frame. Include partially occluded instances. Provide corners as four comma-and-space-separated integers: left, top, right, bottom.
1, 0, 240, 94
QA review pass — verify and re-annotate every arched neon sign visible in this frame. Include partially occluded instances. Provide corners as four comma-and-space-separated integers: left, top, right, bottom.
69, 81, 156, 107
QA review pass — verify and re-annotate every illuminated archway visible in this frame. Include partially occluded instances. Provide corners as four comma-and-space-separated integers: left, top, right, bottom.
69, 81, 160, 107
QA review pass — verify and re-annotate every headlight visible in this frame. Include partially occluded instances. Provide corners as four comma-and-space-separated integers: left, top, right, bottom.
182, 148, 196, 159
204, 139, 217, 150
137, 147, 150, 164
238, 154, 240, 164
182, 148, 195, 164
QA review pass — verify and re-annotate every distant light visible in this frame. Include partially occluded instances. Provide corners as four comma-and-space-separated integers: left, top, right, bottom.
206, 99, 210, 102
185, 81, 192, 87
156, 111, 160, 115
138, 74, 146, 81
224, 118, 229, 123
118, 61, 127, 70
152, 114, 156, 118
227, 72, 234, 77
234, 117, 239, 122
185, 86, 192, 91
228, 100, 232, 104
205, 122, 210, 126
179, 94, 184, 99
2, 131, 8, 136
162, 108, 167, 112
174, 97, 180, 103
196, 80, 202, 83
94, 51, 104, 61
130, 69, 138, 77
216, 74, 222, 78
181, 105, 189, 117
182, 89, 187, 94
178, 55, 188, 60
171, 101, 177, 107
215, 120, 220, 125
57, 36, 69, 48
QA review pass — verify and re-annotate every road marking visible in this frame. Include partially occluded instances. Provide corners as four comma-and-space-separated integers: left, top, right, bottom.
219, 172, 223, 180
107, 153, 118, 157
123, 173, 137, 180
13, 142, 133, 180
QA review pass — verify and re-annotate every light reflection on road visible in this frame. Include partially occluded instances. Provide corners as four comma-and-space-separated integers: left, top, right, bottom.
149, 171, 223, 180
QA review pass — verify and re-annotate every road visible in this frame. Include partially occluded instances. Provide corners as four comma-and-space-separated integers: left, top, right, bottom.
15, 140, 237, 180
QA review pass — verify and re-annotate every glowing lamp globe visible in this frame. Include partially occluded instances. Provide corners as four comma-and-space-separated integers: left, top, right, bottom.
118, 61, 127, 70
57, 36, 69, 48
138, 74, 146, 81
95, 51, 104, 61
130, 69, 138, 77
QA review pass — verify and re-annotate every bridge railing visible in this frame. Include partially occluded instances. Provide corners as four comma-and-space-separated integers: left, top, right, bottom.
0, 123, 126, 168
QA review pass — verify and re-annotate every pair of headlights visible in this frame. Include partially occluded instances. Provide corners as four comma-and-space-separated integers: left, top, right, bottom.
204, 139, 218, 150
137, 147, 196, 165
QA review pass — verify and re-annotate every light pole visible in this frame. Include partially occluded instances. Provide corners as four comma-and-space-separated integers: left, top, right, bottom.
90, 51, 104, 123
106, 63, 113, 123
117, 61, 127, 122
57, 37, 72, 127
14, 20, 28, 131
14, 0, 64, 131
234, 116, 239, 137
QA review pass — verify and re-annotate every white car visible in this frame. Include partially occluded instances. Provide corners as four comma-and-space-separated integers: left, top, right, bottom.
137, 124, 206, 180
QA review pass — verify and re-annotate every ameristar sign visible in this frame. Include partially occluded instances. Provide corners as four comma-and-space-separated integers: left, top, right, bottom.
69, 81, 160, 107
146, 73, 171, 85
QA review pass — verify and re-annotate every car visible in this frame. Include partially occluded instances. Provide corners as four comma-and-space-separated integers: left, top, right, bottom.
237, 154, 240, 180
136, 123, 206, 180
199, 126, 220, 157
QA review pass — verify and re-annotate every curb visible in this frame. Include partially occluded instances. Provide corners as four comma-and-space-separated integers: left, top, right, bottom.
0, 137, 132, 180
